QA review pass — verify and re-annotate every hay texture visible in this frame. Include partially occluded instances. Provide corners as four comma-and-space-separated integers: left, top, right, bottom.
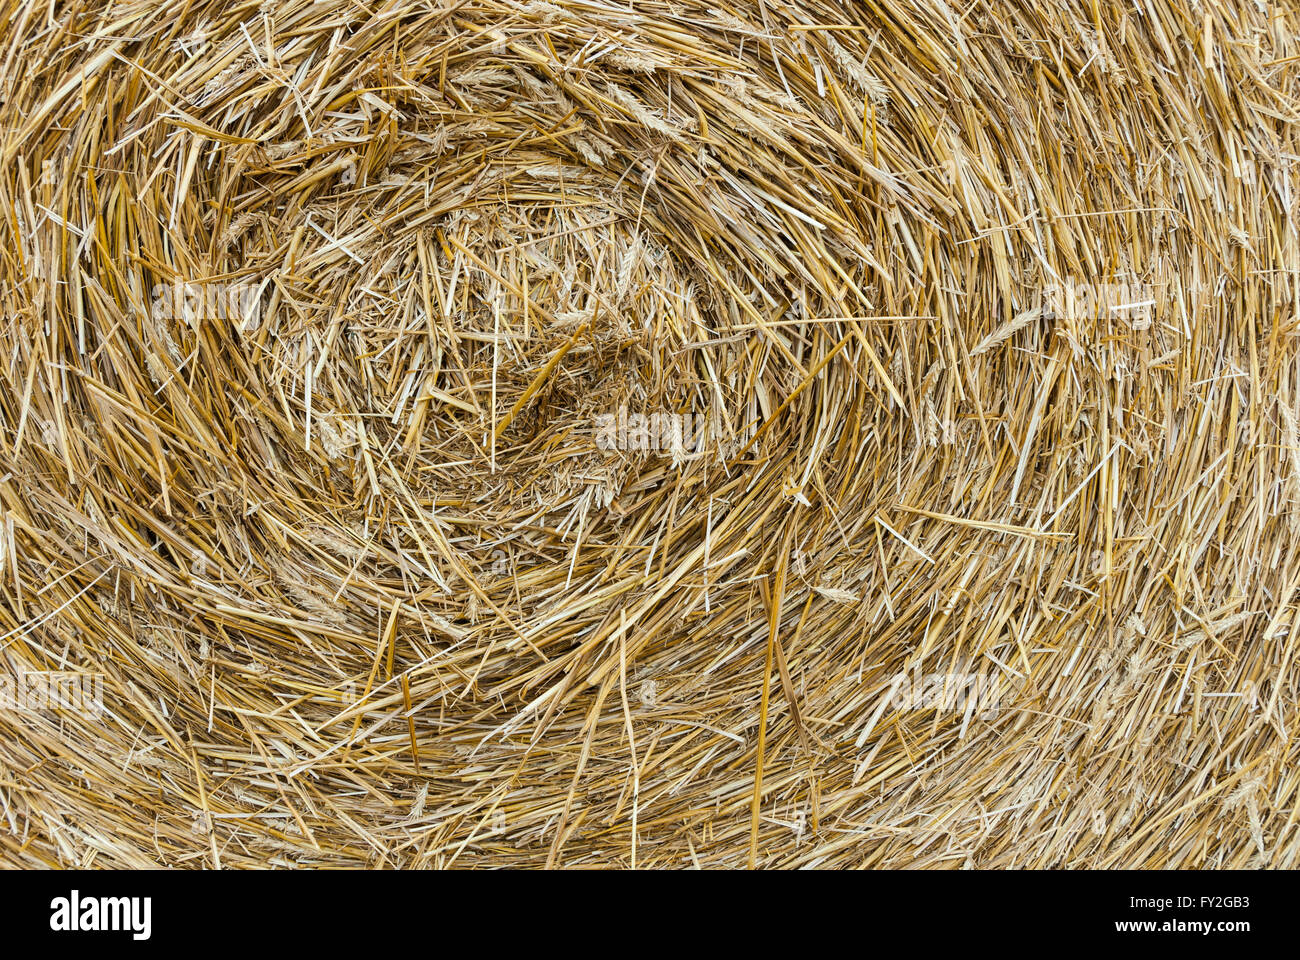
1, 0, 1299, 869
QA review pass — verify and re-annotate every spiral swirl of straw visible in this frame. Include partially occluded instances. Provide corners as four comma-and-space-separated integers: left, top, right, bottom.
1, 0, 1297, 868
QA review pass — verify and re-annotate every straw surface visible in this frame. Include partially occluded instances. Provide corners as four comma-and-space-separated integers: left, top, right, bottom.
1, 0, 1298, 867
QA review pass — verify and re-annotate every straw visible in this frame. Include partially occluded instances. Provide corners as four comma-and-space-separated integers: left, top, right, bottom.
1, 0, 1298, 868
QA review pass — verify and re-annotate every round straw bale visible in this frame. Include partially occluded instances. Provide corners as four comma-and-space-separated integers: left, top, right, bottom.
0, 0, 1297, 868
